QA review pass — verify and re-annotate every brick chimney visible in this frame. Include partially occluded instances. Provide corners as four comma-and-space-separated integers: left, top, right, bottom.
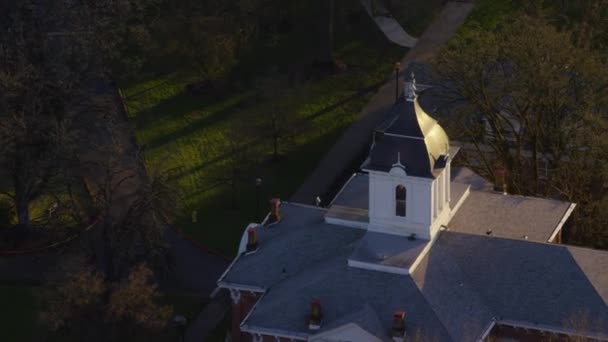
267, 198, 282, 225
391, 311, 406, 341
246, 226, 258, 254
308, 299, 323, 330
494, 166, 507, 194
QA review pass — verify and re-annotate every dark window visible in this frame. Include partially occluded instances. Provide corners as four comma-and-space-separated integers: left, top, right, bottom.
396, 185, 406, 217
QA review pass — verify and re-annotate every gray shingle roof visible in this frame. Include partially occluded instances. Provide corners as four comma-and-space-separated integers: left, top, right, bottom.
316, 303, 387, 340
219, 203, 365, 289
450, 181, 469, 208
412, 238, 495, 341
365, 95, 450, 179
448, 190, 571, 242
349, 231, 429, 270
366, 134, 436, 177
244, 246, 452, 340
331, 173, 369, 210
220, 201, 608, 341
414, 231, 608, 337
450, 166, 493, 191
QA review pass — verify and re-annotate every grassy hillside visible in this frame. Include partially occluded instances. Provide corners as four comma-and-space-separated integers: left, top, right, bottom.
122, 1, 449, 256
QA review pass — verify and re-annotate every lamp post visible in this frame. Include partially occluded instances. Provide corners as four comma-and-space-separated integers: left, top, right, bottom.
255, 177, 262, 221
173, 314, 187, 342
394, 62, 401, 103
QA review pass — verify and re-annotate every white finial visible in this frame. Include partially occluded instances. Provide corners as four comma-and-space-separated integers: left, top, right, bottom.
405, 72, 417, 102
397, 152, 401, 164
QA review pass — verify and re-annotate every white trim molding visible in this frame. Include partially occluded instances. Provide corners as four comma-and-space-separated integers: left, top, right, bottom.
408, 229, 442, 274
229, 288, 241, 304
217, 281, 266, 293
328, 173, 359, 207
477, 319, 496, 341
548, 203, 576, 243
240, 324, 308, 341
347, 259, 409, 275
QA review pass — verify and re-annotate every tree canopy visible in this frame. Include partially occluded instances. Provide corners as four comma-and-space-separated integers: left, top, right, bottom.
434, 15, 608, 247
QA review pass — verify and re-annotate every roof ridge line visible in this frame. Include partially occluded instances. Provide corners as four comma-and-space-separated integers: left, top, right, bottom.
469, 189, 570, 203
431, 233, 499, 340
445, 230, 608, 255
407, 273, 459, 341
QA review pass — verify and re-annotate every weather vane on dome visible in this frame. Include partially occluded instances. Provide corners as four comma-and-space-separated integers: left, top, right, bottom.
405, 72, 417, 102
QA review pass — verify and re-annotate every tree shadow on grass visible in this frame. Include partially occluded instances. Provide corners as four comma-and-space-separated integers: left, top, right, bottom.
131, 87, 250, 131
166, 137, 265, 183
176, 125, 351, 255
141, 96, 252, 151
165, 84, 381, 183
305, 79, 385, 122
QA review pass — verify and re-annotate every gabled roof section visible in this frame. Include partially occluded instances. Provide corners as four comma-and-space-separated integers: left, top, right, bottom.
411, 237, 495, 341
313, 304, 386, 341
414, 231, 608, 339
243, 247, 452, 340
450, 166, 494, 191
448, 190, 573, 242
218, 203, 365, 289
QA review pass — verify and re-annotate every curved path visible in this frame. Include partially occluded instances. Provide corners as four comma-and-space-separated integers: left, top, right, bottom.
291, 1, 474, 205
360, 0, 418, 47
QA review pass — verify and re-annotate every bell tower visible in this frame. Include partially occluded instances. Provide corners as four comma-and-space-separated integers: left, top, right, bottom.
362, 74, 452, 240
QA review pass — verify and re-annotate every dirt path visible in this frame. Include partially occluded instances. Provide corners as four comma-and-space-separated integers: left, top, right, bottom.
291, 1, 474, 205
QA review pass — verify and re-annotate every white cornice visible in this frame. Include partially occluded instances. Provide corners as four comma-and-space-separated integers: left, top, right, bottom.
217, 281, 265, 293
548, 203, 576, 243
347, 259, 409, 275
240, 323, 308, 341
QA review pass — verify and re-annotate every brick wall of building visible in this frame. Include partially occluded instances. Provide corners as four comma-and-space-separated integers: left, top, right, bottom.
231, 290, 263, 342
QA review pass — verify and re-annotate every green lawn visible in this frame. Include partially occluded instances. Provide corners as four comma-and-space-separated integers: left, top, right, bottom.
122, 8, 407, 257
121, 1, 451, 256
0, 2, 445, 341
454, 0, 517, 38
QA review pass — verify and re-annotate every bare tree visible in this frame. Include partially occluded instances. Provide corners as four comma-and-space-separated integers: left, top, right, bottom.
41, 262, 173, 342
433, 16, 608, 246
254, 73, 310, 161
205, 121, 261, 208
78, 108, 175, 280
0, 4, 79, 227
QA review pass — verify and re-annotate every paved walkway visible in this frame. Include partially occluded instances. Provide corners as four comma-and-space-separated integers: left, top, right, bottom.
76, 81, 232, 340
163, 227, 230, 297
291, 1, 474, 205
360, 0, 418, 47
184, 289, 231, 342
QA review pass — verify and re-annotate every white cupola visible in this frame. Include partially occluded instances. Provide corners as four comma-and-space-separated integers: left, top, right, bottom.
361, 74, 452, 240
